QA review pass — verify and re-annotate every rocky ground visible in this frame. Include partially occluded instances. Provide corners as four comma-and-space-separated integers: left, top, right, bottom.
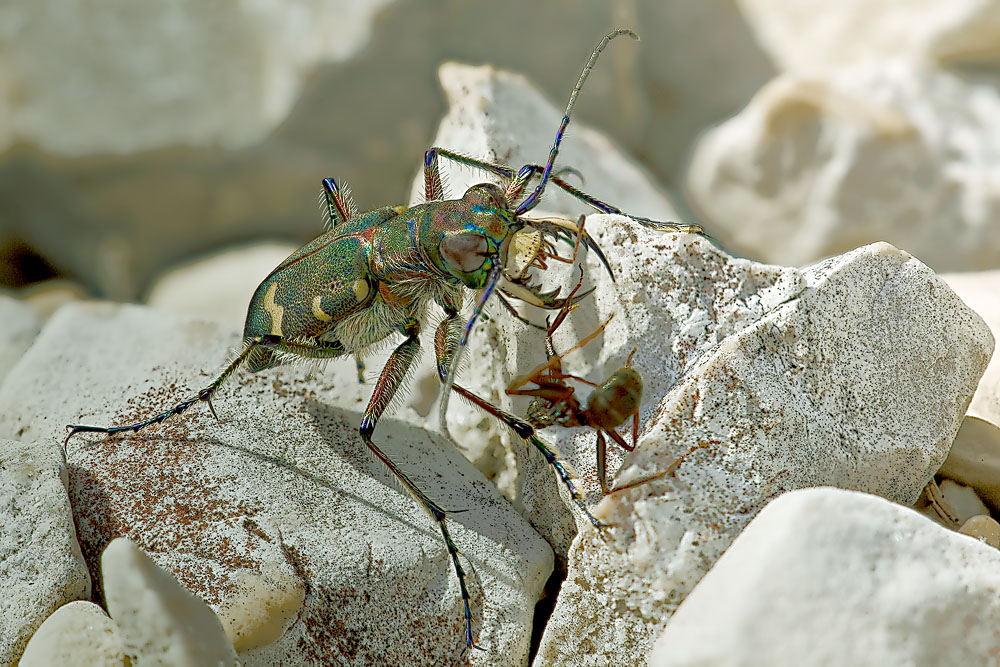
3, 2, 1000, 666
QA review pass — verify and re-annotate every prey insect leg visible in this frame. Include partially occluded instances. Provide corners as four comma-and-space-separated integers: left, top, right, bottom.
358, 317, 476, 649
434, 300, 601, 528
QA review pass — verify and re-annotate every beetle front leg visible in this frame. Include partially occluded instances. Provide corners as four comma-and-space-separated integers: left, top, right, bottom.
433, 303, 601, 528
358, 317, 476, 649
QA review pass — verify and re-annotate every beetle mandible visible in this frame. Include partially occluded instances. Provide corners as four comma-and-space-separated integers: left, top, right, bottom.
65, 28, 703, 649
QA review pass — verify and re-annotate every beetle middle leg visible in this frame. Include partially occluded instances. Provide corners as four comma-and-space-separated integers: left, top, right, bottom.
433, 298, 601, 528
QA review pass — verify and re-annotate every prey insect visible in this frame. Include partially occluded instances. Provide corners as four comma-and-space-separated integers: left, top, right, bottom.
64, 28, 701, 650
506, 228, 642, 495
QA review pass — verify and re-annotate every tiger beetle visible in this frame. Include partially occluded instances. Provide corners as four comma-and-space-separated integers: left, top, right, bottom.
64, 28, 703, 650
506, 218, 642, 496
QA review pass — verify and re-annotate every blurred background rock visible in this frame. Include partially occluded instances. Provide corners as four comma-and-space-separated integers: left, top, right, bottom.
0, 0, 773, 302
0, 0, 997, 307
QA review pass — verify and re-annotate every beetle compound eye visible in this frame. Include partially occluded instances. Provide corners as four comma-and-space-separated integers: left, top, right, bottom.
441, 234, 489, 273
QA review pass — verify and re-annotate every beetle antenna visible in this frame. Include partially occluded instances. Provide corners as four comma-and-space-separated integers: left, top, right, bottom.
439, 263, 503, 442
514, 29, 638, 217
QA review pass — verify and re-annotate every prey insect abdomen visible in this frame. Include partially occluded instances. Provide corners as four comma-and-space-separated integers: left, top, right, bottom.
585, 367, 642, 429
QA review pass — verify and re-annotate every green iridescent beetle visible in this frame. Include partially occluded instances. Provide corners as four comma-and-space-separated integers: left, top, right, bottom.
65, 29, 703, 649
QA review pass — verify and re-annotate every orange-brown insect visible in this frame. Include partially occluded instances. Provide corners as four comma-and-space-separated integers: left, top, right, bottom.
506, 255, 642, 495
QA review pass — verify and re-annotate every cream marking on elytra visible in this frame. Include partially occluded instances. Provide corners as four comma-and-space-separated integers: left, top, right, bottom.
263, 283, 284, 335
312, 295, 332, 322
352, 279, 370, 303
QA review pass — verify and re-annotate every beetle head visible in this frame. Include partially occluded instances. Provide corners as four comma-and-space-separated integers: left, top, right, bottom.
432, 184, 521, 289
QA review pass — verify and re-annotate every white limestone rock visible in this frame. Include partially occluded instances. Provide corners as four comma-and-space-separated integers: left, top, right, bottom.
18, 600, 127, 667
959, 514, 1000, 548
0, 294, 40, 385
0, 439, 90, 665
13, 280, 89, 322
736, 0, 1000, 71
687, 65, 1000, 271
102, 537, 237, 666
215, 563, 306, 655
0, 302, 553, 666
648, 487, 1000, 667
145, 242, 299, 330
943, 271, 1000, 425
531, 230, 992, 666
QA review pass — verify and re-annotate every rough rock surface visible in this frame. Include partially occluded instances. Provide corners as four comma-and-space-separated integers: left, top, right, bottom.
687, 65, 1000, 271
102, 537, 237, 666
0, 294, 40, 386
18, 600, 127, 667
0, 439, 90, 665
530, 227, 992, 666
648, 487, 1000, 667
0, 303, 553, 666
736, 0, 1000, 70
943, 271, 1000, 425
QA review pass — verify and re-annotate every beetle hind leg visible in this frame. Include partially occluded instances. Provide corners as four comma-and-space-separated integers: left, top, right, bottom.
64, 340, 262, 450
359, 316, 478, 649
63, 335, 346, 450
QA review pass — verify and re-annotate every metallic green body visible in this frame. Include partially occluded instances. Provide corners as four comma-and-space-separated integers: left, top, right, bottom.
243, 185, 519, 372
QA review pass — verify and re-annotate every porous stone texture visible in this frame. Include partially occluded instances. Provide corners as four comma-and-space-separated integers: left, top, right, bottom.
18, 600, 127, 667
687, 65, 1000, 271
943, 271, 1000, 425
0, 303, 553, 666
102, 537, 237, 666
0, 439, 90, 665
647, 487, 1000, 667
736, 0, 1000, 70
145, 242, 299, 330
0, 294, 40, 385
530, 225, 992, 666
